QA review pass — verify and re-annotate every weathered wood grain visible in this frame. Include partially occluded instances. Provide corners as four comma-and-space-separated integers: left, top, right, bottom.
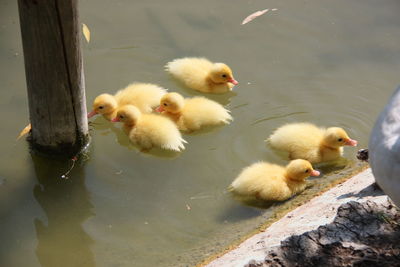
18, 0, 88, 156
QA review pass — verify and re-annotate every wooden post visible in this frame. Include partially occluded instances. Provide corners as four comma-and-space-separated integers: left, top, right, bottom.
18, 0, 89, 157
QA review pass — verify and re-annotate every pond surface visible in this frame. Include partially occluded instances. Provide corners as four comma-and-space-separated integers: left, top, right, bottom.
1, 0, 400, 266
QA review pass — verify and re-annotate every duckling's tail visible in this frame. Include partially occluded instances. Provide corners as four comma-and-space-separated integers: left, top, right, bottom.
177, 138, 187, 151
227, 184, 235, 192
222, 112, 233, 124
162, 137, 187, 152
264, 137, 272, 145
164, 60, 176, 72
164, 62, 170, 72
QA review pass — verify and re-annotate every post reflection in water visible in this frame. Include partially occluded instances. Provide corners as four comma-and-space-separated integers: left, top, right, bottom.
31, 155, 95, 267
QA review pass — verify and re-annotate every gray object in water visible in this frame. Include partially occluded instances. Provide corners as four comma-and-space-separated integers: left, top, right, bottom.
369, 86, 400, 207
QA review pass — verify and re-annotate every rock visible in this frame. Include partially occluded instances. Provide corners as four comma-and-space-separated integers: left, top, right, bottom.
356, 148, 369, 162
245, 259, 263, 267
249, 200, 400, 267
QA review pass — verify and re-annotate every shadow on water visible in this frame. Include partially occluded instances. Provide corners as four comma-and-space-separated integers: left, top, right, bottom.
31, 154, 95, 267
181, 83, 237, 106
309, 158, 351, 180
90, 116, 132, 147
217, 192, 275, 223
181, 124, 228, 137
217, 202, 265, 223
165, 74, 237, 106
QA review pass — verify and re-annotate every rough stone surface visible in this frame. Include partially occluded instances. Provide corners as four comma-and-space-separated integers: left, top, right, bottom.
259, 200, 400, 267
206, 169, 391, 267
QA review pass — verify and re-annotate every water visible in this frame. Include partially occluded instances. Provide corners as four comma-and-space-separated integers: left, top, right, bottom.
1, 0, 400, 266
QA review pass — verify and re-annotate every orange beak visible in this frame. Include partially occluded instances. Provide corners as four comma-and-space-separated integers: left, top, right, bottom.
344, 138, 358, 146
87, 110, 97, 118
310, 170, 320, 177
155, 106, 164, 113
228, 78, 238, 85
111, 117, 120, 122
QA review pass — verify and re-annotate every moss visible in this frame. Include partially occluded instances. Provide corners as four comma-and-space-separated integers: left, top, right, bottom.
28, 132, 91, 159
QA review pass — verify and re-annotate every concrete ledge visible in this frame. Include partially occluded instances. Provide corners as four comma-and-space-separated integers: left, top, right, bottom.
206, 168, 387, 267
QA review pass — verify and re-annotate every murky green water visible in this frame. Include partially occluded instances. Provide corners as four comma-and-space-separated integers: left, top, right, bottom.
1, 0, 400, 266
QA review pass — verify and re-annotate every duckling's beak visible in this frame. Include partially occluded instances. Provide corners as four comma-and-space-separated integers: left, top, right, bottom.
155, 106, 164, 113
310, 170, 320, 177
87, 110, 97, 118
111, 118, 120, 122
344, 138, 358, 146
228, 78, 239, 85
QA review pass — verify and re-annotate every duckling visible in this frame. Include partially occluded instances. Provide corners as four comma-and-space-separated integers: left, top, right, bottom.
267, 123, 358, 163
111, 105, 186, 152
165, 57, 238, 94
229, 159, 320, 201
155, 92, 232, 132
88, 83, 167, 120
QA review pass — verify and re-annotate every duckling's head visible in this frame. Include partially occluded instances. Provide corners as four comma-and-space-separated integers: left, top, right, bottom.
112, 105, 141, 126
156, 92, 185, 114
209, 63, 238, 85
285, 159, 320, 181
88, 94, 117, 118
322, 127, 358, 148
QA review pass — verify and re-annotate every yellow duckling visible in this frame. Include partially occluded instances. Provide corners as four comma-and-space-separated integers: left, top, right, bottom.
155, 92, 232, 132
165, 57, 238, 94
229, 159, 320, 201
267, 123, 358, 163
111, 105, 186, 152
88, 83, 167, 120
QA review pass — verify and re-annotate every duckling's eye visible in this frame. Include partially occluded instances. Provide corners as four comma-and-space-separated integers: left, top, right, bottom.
305, 169, 309, 173
98, 106, 104, 109
222, 74, 227, 78
119, 115, 124, 119
338, 138, 343, 142
163, 103, 168, 106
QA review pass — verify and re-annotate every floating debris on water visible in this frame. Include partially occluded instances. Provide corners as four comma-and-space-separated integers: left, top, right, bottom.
82, 23, 91, 43
17, 123, 31, 140
242, 9, 269, 25
60, 156, 78, 179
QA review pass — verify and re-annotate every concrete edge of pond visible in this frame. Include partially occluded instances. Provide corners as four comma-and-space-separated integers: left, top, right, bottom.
204, 168, 388, 267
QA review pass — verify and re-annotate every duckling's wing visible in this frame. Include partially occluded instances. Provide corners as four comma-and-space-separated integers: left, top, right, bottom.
166, 58, 211, 91
183, 97, 232, 126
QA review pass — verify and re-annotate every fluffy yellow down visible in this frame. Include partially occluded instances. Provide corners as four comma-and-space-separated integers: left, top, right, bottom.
165, 57, 237, 94
159, 92, 232, 132
230, 159, 318, 202
90, 83, 167, 120
268, 123, 357, 163
114, 83, 167, 113
115, 105, 186, 152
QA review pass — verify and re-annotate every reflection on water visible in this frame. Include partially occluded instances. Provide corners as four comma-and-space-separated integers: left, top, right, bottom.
31, 155, 95, 267
2, 0, 400, 266
217, 202, 266, 222
171, 78, 237, 106
90, 116, 132, 147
